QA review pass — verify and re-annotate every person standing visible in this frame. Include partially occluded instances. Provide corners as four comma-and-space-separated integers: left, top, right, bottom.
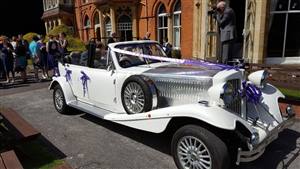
163, 37, 172, 58
0, 36, 9, 83
214, 1, 237, 64
3, 37, 15, 83
142, 32, 151, 40
18, 34, 30, 60
59, 32, 68, 56
107, 32, 116, 44
29, 35, 40, 82
47, 34, 61, 76
15, 39, 28, 83
37, 35, 49, 79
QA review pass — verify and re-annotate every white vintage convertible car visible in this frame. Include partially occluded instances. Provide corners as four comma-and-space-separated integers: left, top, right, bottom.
49, 40, 295, 169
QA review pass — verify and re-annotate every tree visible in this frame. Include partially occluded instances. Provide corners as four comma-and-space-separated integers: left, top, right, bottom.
47, 24, 85, 52
23, 32, 38, 43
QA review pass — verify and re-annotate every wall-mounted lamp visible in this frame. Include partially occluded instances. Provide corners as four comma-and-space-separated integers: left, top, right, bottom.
196, 2, 201, 8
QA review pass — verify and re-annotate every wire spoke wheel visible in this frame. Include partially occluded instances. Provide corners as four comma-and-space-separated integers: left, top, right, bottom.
54, 88, 64, 111
124, 82, 145, 113
177, 136, 212, 169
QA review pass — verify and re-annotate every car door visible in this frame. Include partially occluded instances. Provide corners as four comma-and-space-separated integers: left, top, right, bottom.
85, 49, 117, 110
63, 50, 91, 103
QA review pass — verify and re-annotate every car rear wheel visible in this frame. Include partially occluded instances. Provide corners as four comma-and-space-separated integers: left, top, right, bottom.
121, 76, 155, 114
53, 85, 69, 114
171, 125, 230, 169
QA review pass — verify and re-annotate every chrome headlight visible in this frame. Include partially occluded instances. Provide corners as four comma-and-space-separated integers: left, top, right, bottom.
221, 82, 234, 105
248, 70, 269, 88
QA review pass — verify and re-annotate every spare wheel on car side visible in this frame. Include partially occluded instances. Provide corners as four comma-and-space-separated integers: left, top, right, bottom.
121, 75, 157, 114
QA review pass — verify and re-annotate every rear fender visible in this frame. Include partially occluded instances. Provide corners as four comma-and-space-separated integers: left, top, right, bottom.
49, 77, 76, 104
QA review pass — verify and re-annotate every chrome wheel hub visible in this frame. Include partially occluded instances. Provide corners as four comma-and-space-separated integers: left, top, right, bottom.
177, 136, 212, 169
124, 82, 145, 113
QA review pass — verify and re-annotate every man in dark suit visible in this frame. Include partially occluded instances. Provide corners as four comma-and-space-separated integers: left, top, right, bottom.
107, 32, 116, 44
214, 1, 237, 64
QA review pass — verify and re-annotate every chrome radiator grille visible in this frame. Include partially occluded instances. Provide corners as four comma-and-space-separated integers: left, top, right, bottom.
227, 79, 242, 115
152, 78, 213, 107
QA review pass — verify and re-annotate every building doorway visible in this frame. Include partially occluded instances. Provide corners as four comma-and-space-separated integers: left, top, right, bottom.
118, 15, 133, 41
228, 0, 246, 59
204, 0, 246, 60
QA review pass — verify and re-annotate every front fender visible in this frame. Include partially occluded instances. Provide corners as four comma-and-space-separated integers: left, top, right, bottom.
107, 104, 254, 134
49, 77, 76, 104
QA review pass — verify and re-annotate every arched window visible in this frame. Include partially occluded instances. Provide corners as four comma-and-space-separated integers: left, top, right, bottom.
84, 15, 90, 28
173, 0, 181, 48
157, 4, 168, 44
94, 12, 101, 41
94, 12, 100, 25
105, 17, 112, 38
118, 15, 132, 41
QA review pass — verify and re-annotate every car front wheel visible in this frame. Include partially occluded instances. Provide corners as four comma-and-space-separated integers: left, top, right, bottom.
53, 85, 69, 114
171, 125, 230, 169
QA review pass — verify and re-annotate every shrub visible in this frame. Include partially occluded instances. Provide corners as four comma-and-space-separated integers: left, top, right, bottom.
23, 32, 39, 43
46, 24, 85, 52
48, 24, 73, 36
67, 37, 86, 52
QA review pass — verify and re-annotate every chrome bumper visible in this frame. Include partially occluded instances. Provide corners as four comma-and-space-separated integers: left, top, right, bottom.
236, 115, 296, 165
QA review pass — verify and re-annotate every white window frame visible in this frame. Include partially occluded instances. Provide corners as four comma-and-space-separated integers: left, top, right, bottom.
269, 0, 300, 58
105, 18, 112, 38
157, 5, 168, 43
173, 10, 181, 49
84, 17, 91, 29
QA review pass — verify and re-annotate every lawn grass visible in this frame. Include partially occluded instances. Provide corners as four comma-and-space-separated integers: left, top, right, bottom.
16, 139, 64, 169
278, 87, 300, 101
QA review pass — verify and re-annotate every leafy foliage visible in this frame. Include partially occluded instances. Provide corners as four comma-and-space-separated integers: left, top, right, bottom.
23, 32, 38, 43
48, 24, 73, 36
67, 37, 86, 52
47, 24, 85, 52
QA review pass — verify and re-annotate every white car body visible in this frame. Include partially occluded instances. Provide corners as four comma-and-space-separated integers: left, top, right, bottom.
49, 41, 295, 166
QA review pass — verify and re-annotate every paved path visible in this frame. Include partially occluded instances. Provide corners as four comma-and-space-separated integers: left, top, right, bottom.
0, 87, 300, 169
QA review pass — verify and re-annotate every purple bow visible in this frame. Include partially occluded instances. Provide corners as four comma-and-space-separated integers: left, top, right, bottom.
54, 67, 60, 77
80, 71, 90, 96
65, 68, 72, 82
241, 81, 262, 104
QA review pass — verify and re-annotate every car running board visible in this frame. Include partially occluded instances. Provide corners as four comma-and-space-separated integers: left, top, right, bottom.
68, 100, 113, 119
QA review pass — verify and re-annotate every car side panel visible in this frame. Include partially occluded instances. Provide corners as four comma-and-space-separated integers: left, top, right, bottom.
104, 104, 254, 134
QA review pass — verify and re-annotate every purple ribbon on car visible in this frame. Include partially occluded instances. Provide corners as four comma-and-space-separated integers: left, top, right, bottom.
64, 68, 72, 82
241, 81, 262, 104
110, 47, 238, 70
54, 67, 60, 77
80, 71, 90, 96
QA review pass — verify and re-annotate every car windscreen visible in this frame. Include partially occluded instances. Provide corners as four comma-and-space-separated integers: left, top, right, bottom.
115, 43, 167, 68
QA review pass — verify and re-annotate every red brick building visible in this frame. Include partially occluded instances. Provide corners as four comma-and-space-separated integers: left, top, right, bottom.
43, 0, 300, 64
42, 0, 74, 34
74, 0, 190, 57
